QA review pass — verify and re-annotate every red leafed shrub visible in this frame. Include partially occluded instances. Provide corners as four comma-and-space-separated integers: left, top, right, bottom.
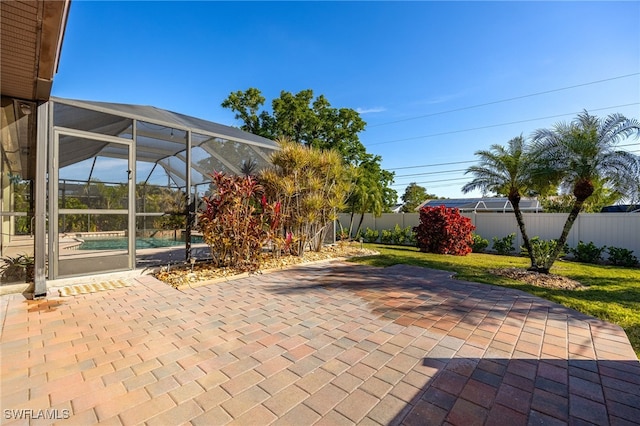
413, 206, 475, 255
198, 172, 280, 272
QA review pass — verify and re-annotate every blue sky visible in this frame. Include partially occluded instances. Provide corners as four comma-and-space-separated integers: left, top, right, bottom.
52, 1, 640, 200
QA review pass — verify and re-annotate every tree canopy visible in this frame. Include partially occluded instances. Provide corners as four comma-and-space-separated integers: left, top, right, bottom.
530, 111, 640, 272
222, 88, 367, 165
346, 153, 397, 237
222, 88, 397, 220
400, 183, 440, 212
462, 136, 540, 269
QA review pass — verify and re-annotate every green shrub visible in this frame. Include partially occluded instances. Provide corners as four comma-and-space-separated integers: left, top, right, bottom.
492, 233, 515, 255
521, 237, 562, 267
357, 225, 414, 245
403, 226, 417, 246
569, 241, 606, 264
0, 253, 34, 282
471, 234, 489, 253
362, 227, 379, 243
391, 224, 416, 245
380, 229, 394, 244
337, 229, 350, 241
260, 140, 351, 255
389, 224, 402, 245
607, 247, 638, 267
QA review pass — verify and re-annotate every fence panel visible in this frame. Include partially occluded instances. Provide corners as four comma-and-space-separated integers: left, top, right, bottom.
336, 214, 376, 235
337, 212, 640, 254
465, 213, 520, 248
575, 213, 640, 253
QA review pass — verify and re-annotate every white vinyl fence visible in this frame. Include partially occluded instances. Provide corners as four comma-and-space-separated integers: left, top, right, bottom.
337, 212, 640, 255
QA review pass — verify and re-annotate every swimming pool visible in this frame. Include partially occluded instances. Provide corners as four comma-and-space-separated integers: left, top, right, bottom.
78, 237, 203, 250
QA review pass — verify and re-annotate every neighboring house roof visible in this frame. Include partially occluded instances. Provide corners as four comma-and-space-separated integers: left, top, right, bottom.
417, 197, 543, 213
601, 205, 640, 213
391, 203, 404, 213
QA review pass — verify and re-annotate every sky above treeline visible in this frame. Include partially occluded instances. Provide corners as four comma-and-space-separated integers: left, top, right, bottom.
52, 1, 640, 200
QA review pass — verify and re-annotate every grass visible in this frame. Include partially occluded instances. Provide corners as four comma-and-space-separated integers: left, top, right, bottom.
350, 243, 640, 358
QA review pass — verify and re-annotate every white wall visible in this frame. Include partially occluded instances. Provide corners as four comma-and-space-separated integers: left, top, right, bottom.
337, 212, 640, 254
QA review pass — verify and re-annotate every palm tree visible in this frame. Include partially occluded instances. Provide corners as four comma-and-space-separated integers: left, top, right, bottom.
240, 159, 258, 177
344, 154, 394, 238
462, 136, 540, 269
352, 158, 391, 238
531, 111, 640, 273
354, 177, 384, 237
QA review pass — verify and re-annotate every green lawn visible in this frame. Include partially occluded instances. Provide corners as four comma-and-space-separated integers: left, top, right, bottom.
351, 244, 640, 358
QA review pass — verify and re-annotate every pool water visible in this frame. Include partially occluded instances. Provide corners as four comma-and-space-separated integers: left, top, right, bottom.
78, 237, 203, 250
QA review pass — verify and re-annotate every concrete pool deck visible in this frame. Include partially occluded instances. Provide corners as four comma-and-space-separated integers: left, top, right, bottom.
1, 260, 639, 425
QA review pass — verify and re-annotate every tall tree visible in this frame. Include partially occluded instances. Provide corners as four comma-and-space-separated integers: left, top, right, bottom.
462, 136, 540, 270
220, 88, 275, 139
530, 111, 640, 273
222, 88, 367, 165
222, 87, 397, 218
401, 183, 440, 212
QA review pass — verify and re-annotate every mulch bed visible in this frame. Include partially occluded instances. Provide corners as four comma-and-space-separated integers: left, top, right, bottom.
153, 242, 378, 288
489, 267, 586, 290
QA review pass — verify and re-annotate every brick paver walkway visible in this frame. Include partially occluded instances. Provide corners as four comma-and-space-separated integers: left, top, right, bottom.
1, 260, 639, 425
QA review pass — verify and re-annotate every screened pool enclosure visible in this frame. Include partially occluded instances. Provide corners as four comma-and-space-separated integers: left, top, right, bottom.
1, 97, 278, 285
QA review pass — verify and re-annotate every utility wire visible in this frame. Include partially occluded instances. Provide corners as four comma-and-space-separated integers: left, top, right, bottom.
387, 160, 476, 171
394, 168, 467, 178
390, 147, 640, 187
367, 103, 640, 147
390, 177, 470, 186
385, 139, 640, 173
368, 73, 640, 128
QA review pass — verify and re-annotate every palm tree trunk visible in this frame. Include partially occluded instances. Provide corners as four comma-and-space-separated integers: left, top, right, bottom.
512, 201, 537, 270
355, 211, 366, 238
348, 210, 355, 238
508, 190, 537, 270
540, 198, 586, 273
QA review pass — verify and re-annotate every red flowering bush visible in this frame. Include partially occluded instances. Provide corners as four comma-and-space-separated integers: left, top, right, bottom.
413, 206, 475, 255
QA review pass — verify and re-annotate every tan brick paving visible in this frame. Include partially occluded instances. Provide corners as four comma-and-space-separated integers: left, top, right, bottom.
1, 260, 639, 425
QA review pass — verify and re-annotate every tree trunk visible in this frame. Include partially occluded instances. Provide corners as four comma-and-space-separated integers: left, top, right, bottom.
314, 223, 330, 252
355, 211, 365, 238
540, 198, 586, 273
348, 211, 355, 239
510, 196, 537, 270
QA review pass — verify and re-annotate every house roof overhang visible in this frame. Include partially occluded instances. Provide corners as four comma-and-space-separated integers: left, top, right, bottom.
1, 0, 71, 102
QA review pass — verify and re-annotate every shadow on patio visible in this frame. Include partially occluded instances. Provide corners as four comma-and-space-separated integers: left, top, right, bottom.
1, 260, 638, 425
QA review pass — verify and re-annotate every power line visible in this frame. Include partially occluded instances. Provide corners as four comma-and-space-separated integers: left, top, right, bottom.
368, 73, 640, 128
403, 182, 467, 190
367, 103, 640, 147
394, 168, 467, 178
391, 152, 640, 189
390, 176, 469, 187
386, 142, 640, 172
387, 160, 476, 171
390, 152, 640, 190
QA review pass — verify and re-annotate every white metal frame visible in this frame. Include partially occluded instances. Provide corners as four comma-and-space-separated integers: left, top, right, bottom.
49, 127, 134, 279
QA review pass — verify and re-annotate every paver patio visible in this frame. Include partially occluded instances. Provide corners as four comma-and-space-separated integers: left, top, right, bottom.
1, 260, 639, 425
